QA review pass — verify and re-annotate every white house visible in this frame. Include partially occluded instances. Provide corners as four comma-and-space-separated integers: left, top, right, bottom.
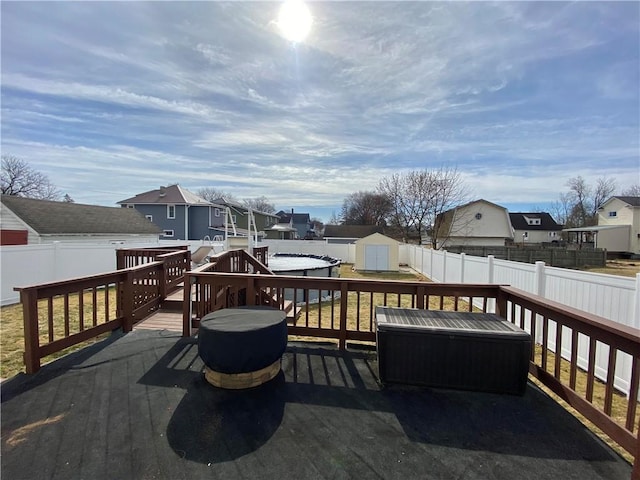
434, 199, 514, 249
595, 196, 640, 255
509, 212, 563, 245
0, 195, 162, 244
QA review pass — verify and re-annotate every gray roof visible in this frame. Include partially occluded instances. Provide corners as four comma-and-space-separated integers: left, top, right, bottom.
118, 185, 212, 206
1, 195, 162, 235
324, 225, 384, 238
611, 196, 640, 207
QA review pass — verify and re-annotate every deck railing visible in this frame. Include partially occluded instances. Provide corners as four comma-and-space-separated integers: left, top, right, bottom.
16, 247, 191, 374
182, 270, 640, 465
13, 246, 640, 469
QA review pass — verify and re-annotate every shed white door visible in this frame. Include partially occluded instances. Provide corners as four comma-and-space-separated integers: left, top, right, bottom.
364, 245, 389, 271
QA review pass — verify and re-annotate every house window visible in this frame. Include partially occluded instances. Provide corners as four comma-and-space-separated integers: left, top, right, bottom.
609, 211, 617, 217
475, 213, 482, 220
214, 208, 220, 217
231, 214, 237, 224
127, 204, 134, 209
145, 215, 153, 222
167, 205, 176, 219
163, 230, 174, 237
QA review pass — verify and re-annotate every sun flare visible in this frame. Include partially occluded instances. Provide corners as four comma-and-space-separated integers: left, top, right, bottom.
277, 0, 312, 43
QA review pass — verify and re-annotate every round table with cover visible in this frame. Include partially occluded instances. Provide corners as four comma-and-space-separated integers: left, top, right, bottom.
198, 306, 288, 389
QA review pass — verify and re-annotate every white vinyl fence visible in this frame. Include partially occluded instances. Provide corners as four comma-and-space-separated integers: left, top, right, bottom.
402, 244, 640, 395
0, 239, 202, 306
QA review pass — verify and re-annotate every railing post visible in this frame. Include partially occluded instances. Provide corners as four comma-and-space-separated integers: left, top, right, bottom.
116, 249, 125, 270
183, 272, 193, 337
460, 252, 465, 283
159, 259, 168, 300
495, 287, 508, 320
122, 269, 134, 332
247, 275, 256, 306
339, 281, 348, 350
630, 273, 640, 330
21, 289, 41, 374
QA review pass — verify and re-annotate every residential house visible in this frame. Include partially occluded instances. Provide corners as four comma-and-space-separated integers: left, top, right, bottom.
434, 199, 513, 249
118, 185, 225, 241
509, 212, 563, 245
594, 196, 640, 255
214, 198, 280, 238
323, 225, 384, 244
0, 195, 162, 244
264, 220, 297, 240
275, 210, 315, 239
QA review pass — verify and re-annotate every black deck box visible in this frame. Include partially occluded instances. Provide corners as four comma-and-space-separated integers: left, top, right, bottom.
375, 307, 531, 395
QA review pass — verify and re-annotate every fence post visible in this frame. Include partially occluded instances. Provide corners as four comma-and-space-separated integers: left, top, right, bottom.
442, 250, 447, 282
459, 253, 465, 283
430, 248, 434, 280
21, 289, 41, 374
633, 273, 640, 330
487, 255, 495, 284
534, 261, 546, 297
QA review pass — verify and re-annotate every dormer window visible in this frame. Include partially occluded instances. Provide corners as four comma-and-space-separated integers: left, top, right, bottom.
609, 211, 617, 217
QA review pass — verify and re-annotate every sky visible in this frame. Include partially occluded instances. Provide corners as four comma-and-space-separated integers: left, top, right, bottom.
1, 1, 639, 223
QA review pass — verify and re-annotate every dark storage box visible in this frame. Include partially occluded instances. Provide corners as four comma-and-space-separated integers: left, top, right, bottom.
375, 307, 531, 395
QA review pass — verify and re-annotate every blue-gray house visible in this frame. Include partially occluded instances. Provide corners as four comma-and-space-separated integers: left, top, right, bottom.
118, 185, 226, 241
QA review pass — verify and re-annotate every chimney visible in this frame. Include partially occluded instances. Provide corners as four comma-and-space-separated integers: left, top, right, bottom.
159, 186, 166, 198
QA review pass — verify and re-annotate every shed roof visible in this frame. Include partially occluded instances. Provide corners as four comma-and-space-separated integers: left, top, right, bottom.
1, 195, 162, 235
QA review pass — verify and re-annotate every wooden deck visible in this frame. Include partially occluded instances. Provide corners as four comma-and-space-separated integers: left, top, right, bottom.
134, 310, 183, 332
0, 330, 631, 480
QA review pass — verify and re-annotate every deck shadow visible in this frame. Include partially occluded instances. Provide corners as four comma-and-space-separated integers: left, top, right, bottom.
166, 373, 286, 463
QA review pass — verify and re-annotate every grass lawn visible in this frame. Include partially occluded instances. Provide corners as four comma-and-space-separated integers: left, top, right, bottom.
582, 260, 640, 278
0, 288, 117, 379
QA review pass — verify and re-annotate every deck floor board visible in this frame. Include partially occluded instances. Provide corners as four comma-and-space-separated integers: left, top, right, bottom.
1, 330, 632, 480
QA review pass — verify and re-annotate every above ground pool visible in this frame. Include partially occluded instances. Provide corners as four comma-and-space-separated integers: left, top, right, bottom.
267, 253, 341, 303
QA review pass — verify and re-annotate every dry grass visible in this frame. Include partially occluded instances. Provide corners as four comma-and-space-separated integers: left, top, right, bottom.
530, 345, 637, 464
0, 288, 117, 379
581, 259, 640, 278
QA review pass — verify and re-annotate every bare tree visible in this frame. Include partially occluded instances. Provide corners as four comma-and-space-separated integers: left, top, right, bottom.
563, 176, 616, 227
591, 177, 616, 217
196, 187, 237, 204
341, 191, 392, 225
549, 192, 573, 226
62, 194, 75, 203
328, 210, 340, 225
379, 166, 467, 245
621, 184, 640, 197
243, 196, 275, 213
1, 155, 60, 200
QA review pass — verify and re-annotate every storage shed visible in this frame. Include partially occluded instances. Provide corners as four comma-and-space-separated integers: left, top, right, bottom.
355, 233, 399, 272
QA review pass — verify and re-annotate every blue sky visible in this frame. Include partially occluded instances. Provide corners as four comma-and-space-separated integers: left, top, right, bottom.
2, 1, 639, 222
